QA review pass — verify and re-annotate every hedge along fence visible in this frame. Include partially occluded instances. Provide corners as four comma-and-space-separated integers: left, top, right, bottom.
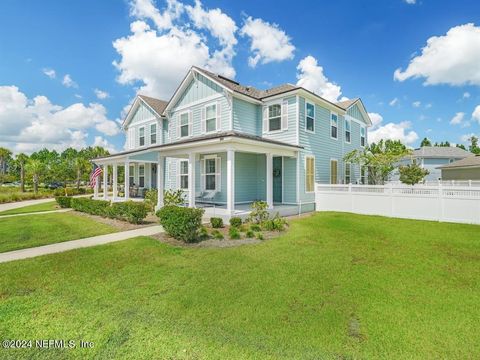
55, 196, 148, 224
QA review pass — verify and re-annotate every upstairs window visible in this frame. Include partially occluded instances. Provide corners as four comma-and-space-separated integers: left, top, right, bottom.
180, 112, 189, 138
179, 160, 189, 189
306, 102, 315, 132
331, 113, 338, 139
345, 163, 351, 184
150, 123, 157, 145
305, 156, 315, 192
345, 119, 351, 143
268, 104, 282, 131
360, 126, 366, 147
139, 127, 145, 146
206, 103, 217, 132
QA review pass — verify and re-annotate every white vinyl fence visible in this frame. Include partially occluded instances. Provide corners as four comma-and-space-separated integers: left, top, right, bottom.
315, 184, 480, 225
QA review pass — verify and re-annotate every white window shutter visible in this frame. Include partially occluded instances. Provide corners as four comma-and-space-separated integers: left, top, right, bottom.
215, 157, 221, 191
262, 106, 268, 133
282, 100, 288, 130
200, 159, 205, 190
188, 110, 193, 136
216, 101, 221, 131
201, 107, 206, 133
176, 114, 180, 139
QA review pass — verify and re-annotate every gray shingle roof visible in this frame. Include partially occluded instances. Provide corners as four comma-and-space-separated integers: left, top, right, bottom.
138, 95, 168, 116
438, 155, 480, 169
412, 146, 471, 158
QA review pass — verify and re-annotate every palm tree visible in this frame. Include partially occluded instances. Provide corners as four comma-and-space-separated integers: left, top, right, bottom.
15, 153, 29, 192
0, 147, 12, 182
73, 156, 90, 190
26, 159, 44, 194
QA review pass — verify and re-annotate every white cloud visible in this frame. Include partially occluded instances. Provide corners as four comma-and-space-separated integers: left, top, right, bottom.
450, 112, 465, 125
463, 92, 471, 99
296, 55, 342, 102
240, 16, 294, 68
412, 101, 421, 107
394, 23, 480, 86
389, 97, 399, 106
113, 0, 237, 99
94, 89, 110, 99
42, 68, 56, 79
368, 112, 383, 129
0, 86, 119, 154
93, 136, 117, 153
425, 103, 432, 109
62, 74, 78, 88
472, 105, 480, 124
368, 121, 419, 145
461, 133, 476, 143
404, 0, 416, 4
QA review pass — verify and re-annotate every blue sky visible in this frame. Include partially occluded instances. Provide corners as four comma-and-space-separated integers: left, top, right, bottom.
1, 0, 480, 153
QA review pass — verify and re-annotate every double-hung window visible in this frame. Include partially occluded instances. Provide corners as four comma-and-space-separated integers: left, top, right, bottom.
360, 126, 366, 147
139, 165, 145, 187
205, 103, 217, 132
179, 160, 188, 189
345, 119, 351, 143
204, 158, 217, 191
331, 113, 338, 139
150, 123, 157, 145
305, 156, 315, 192
139, 127, 145, 146
268, 104, 282, 131
306, 102, 315, 132
330, 159, 338, 184
345, 163, 351, 184
180, 112, 189, 138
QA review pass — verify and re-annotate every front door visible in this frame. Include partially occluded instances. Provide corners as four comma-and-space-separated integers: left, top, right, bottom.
273, 156, 282, 203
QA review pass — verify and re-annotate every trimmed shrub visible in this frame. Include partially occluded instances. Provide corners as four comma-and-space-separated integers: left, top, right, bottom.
109, 201, 149, 224
156, 206, 204, 243
229, 217, 242, 228
144, 189, 158, 211
198, 226, 210, 241
248, 201, 269, 224
229, 226, 241, 240
262, 214, 287, 231
53, 187, 92, 197
255, 232, 264, 240
71, 197, 110, 216
210, 217, 224, 228
245, 230, 255, 238
164, 189, 185, 206
250, 223, 261, 232
55, 196, 72, 208
211, 229, 224, 240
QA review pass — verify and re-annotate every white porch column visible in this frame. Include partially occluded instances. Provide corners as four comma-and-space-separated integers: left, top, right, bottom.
156, 155, 165, 210
93, 170, 99, 198
112, 164, 118, 201
227, 149, 235, 213
188, 153, 196, 208
103, 164, 108, 200
124, 162, 130, 200
266, 153, 273, 209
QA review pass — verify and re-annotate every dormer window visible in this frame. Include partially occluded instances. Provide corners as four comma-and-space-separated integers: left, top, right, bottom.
306, 102, 315, 132
268, 104, 281, 131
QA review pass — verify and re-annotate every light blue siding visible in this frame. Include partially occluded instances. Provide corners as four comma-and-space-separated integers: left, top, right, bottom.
126, 102, 161, 148
232, 98, 261, 135
262, 96, 297, 145
283, 157, 297, 203
235, 152, 266, 202
174, 73, 224, 108
346, 103, 368, 125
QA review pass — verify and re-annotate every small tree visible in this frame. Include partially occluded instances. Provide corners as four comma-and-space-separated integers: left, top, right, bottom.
15, 153, 29, 192
468, 136, 480, 155
26, 159, 44, 193
420, 137, 432, 147
456, 144, 467, 151
398, 163, 429, 185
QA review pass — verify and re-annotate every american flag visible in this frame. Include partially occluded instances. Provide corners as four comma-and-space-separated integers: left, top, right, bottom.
89, 164, 102, 188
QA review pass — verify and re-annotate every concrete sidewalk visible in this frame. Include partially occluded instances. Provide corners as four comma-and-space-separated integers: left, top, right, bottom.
0, 225, 164, 264
0, 209, 72, 218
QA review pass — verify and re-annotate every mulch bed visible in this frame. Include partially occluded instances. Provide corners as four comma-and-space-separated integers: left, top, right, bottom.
71, 211, 158, 231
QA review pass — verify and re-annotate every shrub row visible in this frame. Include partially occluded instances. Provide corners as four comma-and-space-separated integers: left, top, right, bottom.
55, 197, 148, 224
156, 205, 204, 243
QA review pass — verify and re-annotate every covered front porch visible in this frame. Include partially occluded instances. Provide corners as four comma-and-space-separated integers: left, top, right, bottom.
92, 133, 301, 218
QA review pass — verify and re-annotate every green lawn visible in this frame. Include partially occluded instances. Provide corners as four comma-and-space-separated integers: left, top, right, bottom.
0, 212, 117, 253
0, 201, 58, 216
0, 212, 479, 359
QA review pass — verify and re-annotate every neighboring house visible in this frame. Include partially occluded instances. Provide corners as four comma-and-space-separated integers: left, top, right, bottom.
391, 146, 471, 181
437, 154, 480, 180
93, 66, 371, 218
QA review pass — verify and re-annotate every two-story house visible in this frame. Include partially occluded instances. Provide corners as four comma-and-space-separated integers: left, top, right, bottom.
93, 66, 372, 218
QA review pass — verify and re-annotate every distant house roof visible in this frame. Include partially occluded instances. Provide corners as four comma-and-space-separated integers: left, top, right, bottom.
438, 154, 480, 169
138, 95, 168, 116
411, 146, 471, 159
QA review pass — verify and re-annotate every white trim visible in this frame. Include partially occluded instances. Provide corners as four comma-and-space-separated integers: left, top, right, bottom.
203, 154, 220, 192
305, 155, 315, 193
138, 126, 146, 147
305, 101, 315, 134
360, 125, 366, 148
295, 95, 300, 145
296, 152, 300, 203
204, 101, 218, 133
177, 159, 189, 190
232, 92, 263, 105
150, 122, 158, 145
281, 156, 285, 203
345, 118, 351, 144
178, 110, 191, 139
172, 93, 224, 113
330, 112, 339, 140
122, 97, 164, 129
263, 101, 285, 134
344, 114, 368, 127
